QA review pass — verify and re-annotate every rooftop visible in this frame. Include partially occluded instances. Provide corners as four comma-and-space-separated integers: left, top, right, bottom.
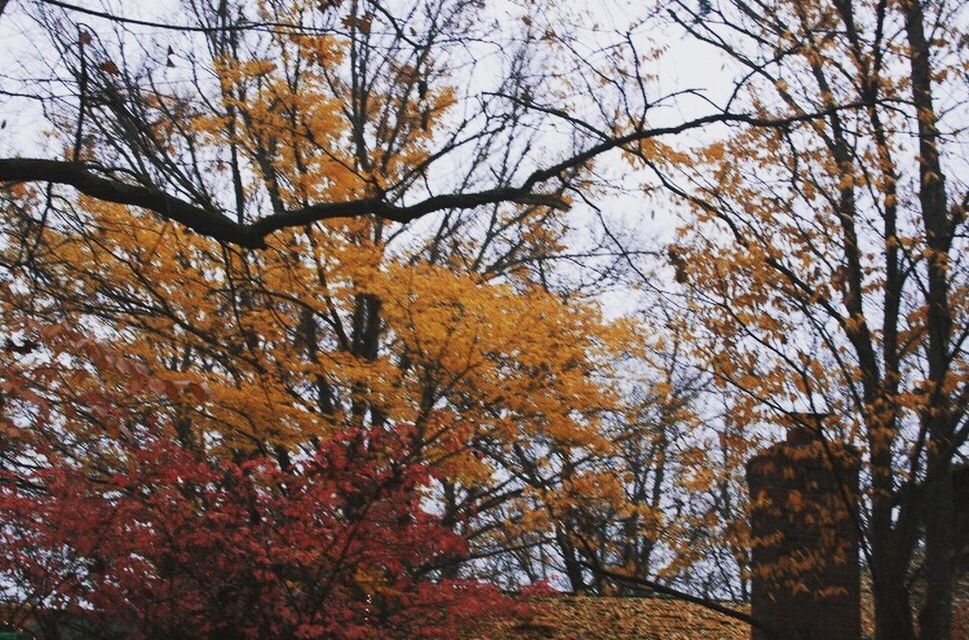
478, 596, 748, 640
476, 591, 969, 640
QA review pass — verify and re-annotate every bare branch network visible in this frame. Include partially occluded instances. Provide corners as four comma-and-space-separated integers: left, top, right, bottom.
0, 108, 863, 248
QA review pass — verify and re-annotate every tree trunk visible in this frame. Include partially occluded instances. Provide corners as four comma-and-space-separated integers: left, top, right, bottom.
872, 563, 917, 640
903, 0, 955, 636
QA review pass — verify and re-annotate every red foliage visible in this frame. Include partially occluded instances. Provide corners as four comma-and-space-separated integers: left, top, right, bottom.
0, 329, 510, 639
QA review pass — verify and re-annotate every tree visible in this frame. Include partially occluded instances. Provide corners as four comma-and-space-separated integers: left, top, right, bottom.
551, 314, 757, 601
0, 0, 651, 601
0, 160, 642, 592
6, 0, 949, 630
644, 0, 969, 637
0, 325, 510, 640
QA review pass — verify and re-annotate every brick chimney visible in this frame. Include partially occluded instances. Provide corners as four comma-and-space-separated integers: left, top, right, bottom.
746, 414, 861, 640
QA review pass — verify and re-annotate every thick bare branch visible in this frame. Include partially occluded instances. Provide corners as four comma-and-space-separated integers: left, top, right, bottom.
0, 106, 865, 249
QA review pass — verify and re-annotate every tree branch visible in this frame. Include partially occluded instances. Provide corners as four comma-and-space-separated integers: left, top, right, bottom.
39, 0, 338, 35
0, 106, 871, 249
0, 158, 566, 248
581, 561, 779, 640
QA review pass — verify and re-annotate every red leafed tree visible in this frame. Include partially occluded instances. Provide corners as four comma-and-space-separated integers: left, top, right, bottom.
0, 326, 509, 640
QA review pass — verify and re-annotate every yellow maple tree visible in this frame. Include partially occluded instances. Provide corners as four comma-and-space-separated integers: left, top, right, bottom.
0, 10, 642, 591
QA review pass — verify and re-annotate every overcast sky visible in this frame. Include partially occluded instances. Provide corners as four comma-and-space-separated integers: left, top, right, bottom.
0, 0, 744, 319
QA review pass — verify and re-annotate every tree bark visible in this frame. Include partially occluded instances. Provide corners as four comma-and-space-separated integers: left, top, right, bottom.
903, 1, 955, 637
